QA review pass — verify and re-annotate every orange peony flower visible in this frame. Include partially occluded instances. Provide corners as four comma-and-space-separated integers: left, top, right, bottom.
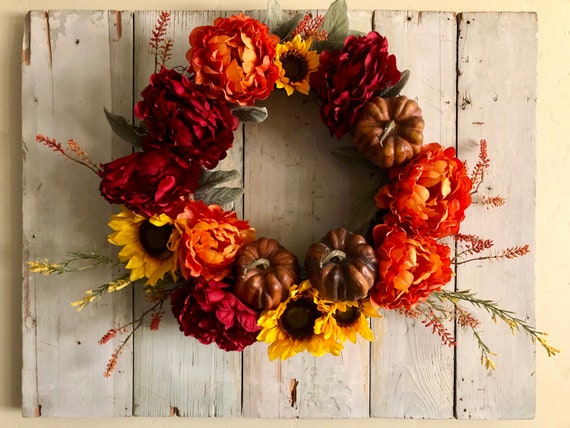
369, 225, 453, 310
187, 13, 281, 106
375, 142, 472, 239
175, 200, 255, 281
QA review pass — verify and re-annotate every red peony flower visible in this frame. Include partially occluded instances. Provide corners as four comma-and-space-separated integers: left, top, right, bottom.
186, 13, 281, 106
175, 199, 255, 281
171, 278, 261, 352
375, 143, 473, 239
369, 225, 453, 310
99, 149, 201, 218
134, 67, 239, 169
310, 31, 401, 139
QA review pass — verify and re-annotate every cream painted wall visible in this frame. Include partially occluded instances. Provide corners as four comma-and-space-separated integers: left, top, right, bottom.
2, 0, 568, 426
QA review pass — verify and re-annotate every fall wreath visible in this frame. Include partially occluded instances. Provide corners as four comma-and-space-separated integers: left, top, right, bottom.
30, 0, 557, 376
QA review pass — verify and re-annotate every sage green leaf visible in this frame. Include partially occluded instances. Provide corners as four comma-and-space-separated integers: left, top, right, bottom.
346, 178, 386, 233
232, 106, 269, 123
103, 108, 143, 149
330, 146, 379, 173
273, 12, 304, 40
195, 169, 240, 195
377, 69, 410, 98
199, 187, 244, 206
312, 0, 349, 52
265, 0, 288, 32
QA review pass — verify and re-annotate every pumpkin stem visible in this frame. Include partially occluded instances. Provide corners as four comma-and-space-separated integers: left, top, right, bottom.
378, 120, 396, 147
244, 258, 271, 272
320, 249, 346, 267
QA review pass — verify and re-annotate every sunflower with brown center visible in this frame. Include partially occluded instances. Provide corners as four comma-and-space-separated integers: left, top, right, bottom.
315, 299, 379, 344
257, 280, 343, 360
108, 207, 179, 286
274, 35, 319, 96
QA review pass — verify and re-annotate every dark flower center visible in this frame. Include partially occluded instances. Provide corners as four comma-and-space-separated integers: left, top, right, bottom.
139, 220, 174, 260
333, 305, 361, 327
280, 297, 321, 339
281, 51, 309, 83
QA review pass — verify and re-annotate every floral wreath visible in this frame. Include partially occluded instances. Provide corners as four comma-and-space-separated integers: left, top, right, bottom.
30, 0, 557, 377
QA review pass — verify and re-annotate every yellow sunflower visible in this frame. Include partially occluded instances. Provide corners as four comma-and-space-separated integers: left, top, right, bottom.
316, 299, 379, 344
257, 280, 343, 360
108, 207, 179, 286
274, 35, 319, 96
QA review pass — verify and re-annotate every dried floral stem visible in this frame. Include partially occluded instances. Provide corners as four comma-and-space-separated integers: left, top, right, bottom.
71, 275, 134, 311
149, 11, 172, 72
290, 13, 327, 42
102, 287, 175, 377
434, 289, 560, 357
474, 195, 506, 208
28, 251, 119, 275
454, 244, 530, 265
472, 330, 497, 370
421, 295, 498, 369
36, 135, 100, 175
470, 139, 490, 194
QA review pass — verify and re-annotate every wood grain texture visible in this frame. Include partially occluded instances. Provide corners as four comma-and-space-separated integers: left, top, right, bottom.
131, 11, 244, 417
370, 10, 457, 419
21, 9, 536, 419
241, 10, 373, 419
22, 10, 134, 417
455, 12, 537, 419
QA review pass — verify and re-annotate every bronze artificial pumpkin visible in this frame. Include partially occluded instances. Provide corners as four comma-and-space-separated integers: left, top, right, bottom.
353, 95, 424, 169
305, 228, 378, 301
234, 237, 301, 310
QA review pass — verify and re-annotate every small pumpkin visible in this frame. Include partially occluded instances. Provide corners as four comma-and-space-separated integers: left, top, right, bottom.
353, 95, 424, 169
305, 228, 378, 301
234, 237, 301, 310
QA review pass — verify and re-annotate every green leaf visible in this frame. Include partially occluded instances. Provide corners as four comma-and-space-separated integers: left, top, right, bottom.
232, 106, 269, 123
346, 180, 383, 234
312, 0, 349, 52
199, 187, 244, 206
264, 0, 288, 32
103, 108, 144, 149
195, 169, 240, 196
273, 12, 304, 40
330, 146, 379, 173
377, 69, 411, 98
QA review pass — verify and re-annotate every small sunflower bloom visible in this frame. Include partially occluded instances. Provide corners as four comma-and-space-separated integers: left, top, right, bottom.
257, 280, 344, 360
108, 207, 179, 286
316, 299, 379, 344
274, 35, 319, 96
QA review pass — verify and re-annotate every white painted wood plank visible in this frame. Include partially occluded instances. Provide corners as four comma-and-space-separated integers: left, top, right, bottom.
22, 10, 134, 417
131, 11, 244, 417
455, 12, 537, 419
370, 10, 457, 419
241, 10, 373, 419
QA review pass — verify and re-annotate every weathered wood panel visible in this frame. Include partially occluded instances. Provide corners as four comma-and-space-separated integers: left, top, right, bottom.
455, 12, 537, 419
370, 10, 457, 419
241, 10, 373, 419
22, 9, 536, 419
131, 10, 245, 417
22, 10, 134, 417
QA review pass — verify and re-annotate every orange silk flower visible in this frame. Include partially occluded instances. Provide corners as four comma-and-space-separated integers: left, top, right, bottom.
175, 200, 255, 281
369, 224, 453, 310
375, 142, 472, 239
187, 13, 280, 106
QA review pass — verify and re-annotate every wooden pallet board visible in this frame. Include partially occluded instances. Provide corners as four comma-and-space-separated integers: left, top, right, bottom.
21, 9, 536, 418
